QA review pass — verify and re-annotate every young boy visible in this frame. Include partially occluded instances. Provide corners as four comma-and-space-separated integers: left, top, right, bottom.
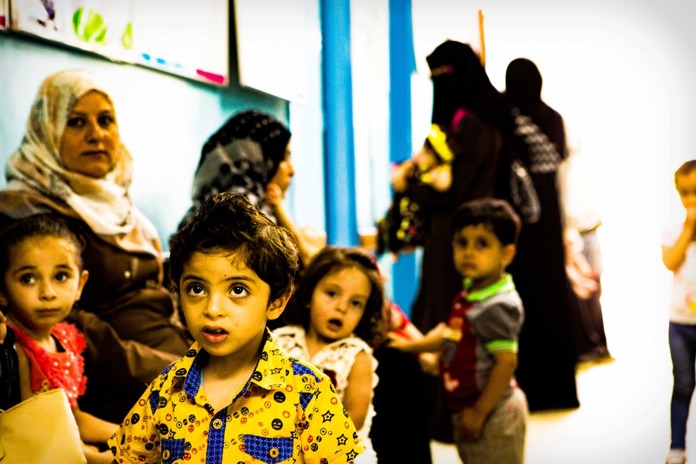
662, 160, 696, 464
389, 197, 528, 464
108, 193, 365, 463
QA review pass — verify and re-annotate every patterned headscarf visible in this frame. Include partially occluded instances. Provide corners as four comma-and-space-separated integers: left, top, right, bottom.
3, 69, 161, 255
186, 110, 291, 223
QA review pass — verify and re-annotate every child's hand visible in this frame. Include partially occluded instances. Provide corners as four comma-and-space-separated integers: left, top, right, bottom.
0, 311, 6, 344
457, 407, 487, 440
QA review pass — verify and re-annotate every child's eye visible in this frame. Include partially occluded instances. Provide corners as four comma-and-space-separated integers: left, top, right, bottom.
230, 285, 249, 298
54, 271, 71, 283
475, 239, 490, 249
350, 299, 366, 310
185, 283, 205, 296
18, 273, 37, 285
325, 289, 337, 298
65, 116, 85, 128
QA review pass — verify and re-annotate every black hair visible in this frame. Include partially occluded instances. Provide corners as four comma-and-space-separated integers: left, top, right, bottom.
675, 160, 696, 185
451, 197, 521, 246
0, 214, 85, 279
168, 192, 299, 302
281, 246, 387, 347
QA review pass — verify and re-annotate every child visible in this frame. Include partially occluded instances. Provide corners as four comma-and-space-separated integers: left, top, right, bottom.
376, 124, 454, 257
273, 246, 386, 463
662, 160, 696, 464
388, 197, 528, 464
108, 192, 364, 463
0, 214, 118, 464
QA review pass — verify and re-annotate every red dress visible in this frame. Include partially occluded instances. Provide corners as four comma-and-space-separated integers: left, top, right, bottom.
8, 321, 87, 408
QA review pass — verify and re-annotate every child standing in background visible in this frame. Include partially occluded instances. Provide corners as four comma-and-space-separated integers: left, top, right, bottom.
662, 160, 696, 464
273, 246, 387, 463
0, 214, 118, 464
389, 198, 528, 464
109, 193, 364, 463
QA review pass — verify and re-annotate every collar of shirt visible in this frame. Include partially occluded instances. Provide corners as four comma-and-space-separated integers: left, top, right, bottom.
169, 329, 293, 403
464, 273, 516, 302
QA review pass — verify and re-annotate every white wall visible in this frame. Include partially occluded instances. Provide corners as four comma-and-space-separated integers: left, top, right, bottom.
410, 0, 696, 381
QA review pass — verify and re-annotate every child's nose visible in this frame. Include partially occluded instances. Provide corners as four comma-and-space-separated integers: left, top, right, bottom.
39, 281, 57, 300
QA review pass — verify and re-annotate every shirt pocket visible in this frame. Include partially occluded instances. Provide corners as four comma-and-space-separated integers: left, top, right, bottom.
242, 435, 294, 463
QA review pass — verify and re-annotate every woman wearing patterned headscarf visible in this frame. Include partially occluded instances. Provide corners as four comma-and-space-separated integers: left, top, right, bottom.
0, 69, 191, 422
504, 57, 580, 412
179, 109, 325, 266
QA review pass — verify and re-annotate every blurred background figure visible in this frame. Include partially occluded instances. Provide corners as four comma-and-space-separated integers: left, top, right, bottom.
178, 109, 325, 268
503, 57, 580, 411
560, 138, 611, 363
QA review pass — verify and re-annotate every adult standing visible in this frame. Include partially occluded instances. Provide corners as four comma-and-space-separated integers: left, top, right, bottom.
0, 69, 191, 422
503, 57, 580, 411
391, 40, 510, 442
400, 40, 510, 335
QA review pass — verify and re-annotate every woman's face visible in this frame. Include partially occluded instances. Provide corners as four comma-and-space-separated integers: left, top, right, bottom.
59, 90, 120, 178
268, 142, 294, 193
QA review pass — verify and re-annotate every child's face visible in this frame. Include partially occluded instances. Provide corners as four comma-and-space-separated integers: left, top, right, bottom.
178, 250, 288, 360
676, 170, 696, 211
0, 236, 88, 338
308, 267, 371, 342
452, 224, 515, 291
415, 144, 438, 170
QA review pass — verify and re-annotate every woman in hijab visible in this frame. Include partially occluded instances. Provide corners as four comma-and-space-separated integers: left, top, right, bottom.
504, 57, 580, 411
179, 109, 325, 267
0, 69, 191, 422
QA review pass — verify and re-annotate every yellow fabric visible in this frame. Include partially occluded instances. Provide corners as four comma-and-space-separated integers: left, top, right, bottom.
109, 331, 365, 463
427, 124, 454, 163
0, 388, 86, 463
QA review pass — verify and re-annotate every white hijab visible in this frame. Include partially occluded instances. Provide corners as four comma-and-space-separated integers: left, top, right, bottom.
4, 69, 160, 256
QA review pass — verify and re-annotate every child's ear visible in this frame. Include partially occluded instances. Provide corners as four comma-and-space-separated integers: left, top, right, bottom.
75, 270, 89, 300
267, 291, 292, 321
0, 291, 7, 308
502, 244, 517, 267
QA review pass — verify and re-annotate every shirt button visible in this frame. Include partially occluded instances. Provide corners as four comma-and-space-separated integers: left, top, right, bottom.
162, 450, 170, 460
269, 447, 279, 459
213, 418, 223, 429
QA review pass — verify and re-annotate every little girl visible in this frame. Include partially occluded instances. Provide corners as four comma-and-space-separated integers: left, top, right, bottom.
0, 214, 118, 464
273, 246, 387, 463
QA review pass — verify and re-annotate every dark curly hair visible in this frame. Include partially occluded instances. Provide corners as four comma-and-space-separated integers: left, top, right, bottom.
168, 192, 299, 303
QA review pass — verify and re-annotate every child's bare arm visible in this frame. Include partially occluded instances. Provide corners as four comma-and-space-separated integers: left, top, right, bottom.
342, 350, 373, 430
388, 322, 446, 353
457, 351, 518, 439
73, 406, 119, 447
663, 209, 696, 271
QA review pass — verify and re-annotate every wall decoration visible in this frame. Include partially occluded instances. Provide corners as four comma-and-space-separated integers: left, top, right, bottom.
7, 0, 229, 87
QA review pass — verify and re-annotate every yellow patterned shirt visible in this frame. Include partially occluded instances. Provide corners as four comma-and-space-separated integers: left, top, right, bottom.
108, 330, 364, 463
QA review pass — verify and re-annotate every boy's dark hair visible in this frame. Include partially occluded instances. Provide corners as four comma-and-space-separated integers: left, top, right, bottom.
281, 246, 387, 347
0, 214, 85, 279
451, 197, 521, 245
675, 160, 696, 185
168, 192, 300, 302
